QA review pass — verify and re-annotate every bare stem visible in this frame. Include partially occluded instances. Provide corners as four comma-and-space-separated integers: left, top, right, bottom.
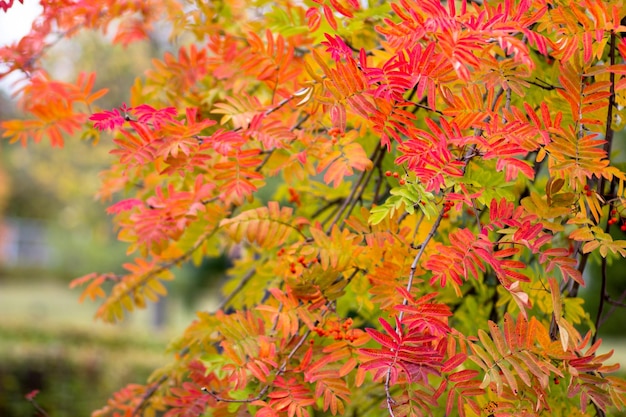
592, 256, 608, 345
215, 268, 256, 312
132, 375, 168, 416
326, 146, 382, 233
27, 398, 51, 417
400, 208, 446, 315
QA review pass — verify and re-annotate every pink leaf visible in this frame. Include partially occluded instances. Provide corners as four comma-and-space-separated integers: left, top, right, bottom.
89, 108, 126, 131
322, 34, 352, 62
106, 198, 143, 214
133, 104, 178, 130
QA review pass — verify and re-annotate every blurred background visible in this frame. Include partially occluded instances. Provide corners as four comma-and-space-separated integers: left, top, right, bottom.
1, 2, 626, 417
0, 4, 226, 416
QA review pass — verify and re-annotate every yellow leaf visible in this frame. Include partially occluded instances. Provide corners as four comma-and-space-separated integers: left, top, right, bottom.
582, 240, 600, 253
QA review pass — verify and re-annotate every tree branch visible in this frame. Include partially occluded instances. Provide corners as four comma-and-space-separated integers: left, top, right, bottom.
326, 146, 382, 233
592, 257, 608, 344
215, 268, 256, 312
26, 395, 51, 417
345, 144, 386, 215
400, 208, 446, 314
383, 207, 446, 416
132, 375, 168, 416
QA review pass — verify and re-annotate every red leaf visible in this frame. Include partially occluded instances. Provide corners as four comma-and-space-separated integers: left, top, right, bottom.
322, 4, 337, 30
90, 108, 126, 131
322, 34, 352, 61
106, 198, 144, 214
133, 104, 178, 130
25, 389, 39, 401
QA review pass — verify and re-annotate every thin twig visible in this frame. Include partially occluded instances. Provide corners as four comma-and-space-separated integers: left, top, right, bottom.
578, 31, 618, 327
596, 30, 617, 210
385, 384, 397, 417
215, 268, 256, 312
604, 291, 626, 308
503, 87, 511, 123
410, 211, 425, 245
526, 79, 561, 91
256, 150, 275, 172
405, 99, 443, 115
592, 256, 608, 345
469, 198, 482, 228
204, 326, 315, 403
311, 197, 343, 219
103, 231, 216, 314
326, 147, 380, 233
383, 208, 445, 414
598, 290, 626, 329
26, 397, 51, 417
344, 146, 386, 218
132, 375, 168, 416
204, 389, 256, 403
400, 208, 446, 313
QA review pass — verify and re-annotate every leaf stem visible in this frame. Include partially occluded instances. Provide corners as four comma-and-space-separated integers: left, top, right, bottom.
132, 375, 168, 416
592, 256, 608, 345
215, 268, 256, 312
27, 397, 51, 417
400, 208, 446, 314
326, 146, 381, 233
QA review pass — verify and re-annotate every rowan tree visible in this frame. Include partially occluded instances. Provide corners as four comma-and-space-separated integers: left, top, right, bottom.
3, 0, 626, 416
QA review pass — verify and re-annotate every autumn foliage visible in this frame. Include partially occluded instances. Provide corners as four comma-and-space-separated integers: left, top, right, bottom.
4, 0, 626, 416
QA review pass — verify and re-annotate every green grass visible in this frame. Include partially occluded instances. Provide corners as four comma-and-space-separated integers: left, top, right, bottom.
0, 279, 222, 417
0, 317, 169, 417
0, 280, 218, 333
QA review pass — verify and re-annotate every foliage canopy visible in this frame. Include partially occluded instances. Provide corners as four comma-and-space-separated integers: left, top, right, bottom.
3, 0, 626, 416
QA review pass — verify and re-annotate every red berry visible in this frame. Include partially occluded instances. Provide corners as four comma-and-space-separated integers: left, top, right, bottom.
621, 224, 626, 232
328, 127, 341, 136
385, 170, 392, 177
399, 179, 406, 185
393, 172, 399, 178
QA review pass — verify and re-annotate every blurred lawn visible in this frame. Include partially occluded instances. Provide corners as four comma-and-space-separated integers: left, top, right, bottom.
0, 279, 219, 417
0, 280, 218, 331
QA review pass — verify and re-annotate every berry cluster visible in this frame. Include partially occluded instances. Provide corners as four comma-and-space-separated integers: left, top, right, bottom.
442, 200, 454, 218
608, 208, 626, 231
384, 170, 406, 185
583, 184, 593, 197
313, 318, 360, 342
276, 250, 318, 275
327, 127, 343, 137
